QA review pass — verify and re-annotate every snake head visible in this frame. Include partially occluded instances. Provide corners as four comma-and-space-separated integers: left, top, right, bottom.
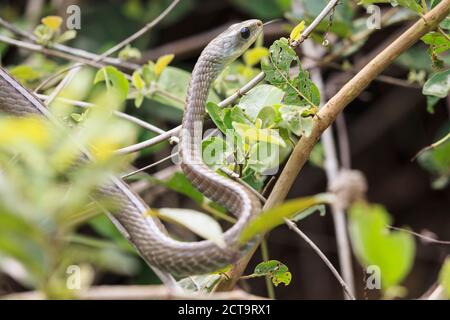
208, 19, 263, 66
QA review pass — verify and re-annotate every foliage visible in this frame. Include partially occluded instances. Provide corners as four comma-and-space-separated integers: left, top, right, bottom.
240, 194, 331, 244
34, 15, 77, 45
244, 260, 292, 287
0, 99, 138, 297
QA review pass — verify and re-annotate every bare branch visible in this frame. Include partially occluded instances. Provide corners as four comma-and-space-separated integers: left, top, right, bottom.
284, 218, 356, 300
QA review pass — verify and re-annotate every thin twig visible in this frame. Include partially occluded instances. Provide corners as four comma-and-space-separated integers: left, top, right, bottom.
284, 218, 356, 300
0, 17, 138, 70
122, 154, 176, 179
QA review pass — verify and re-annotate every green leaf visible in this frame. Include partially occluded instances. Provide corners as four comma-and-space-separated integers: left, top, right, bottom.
262, 38, 320, 108
132, 70, 145, 91
423, 70, 450, 98
202, 136, 230, 170
240, 194, 330, 243
256, 106, 280, 128
94, 66, 129, 102
291, 204, 326, 222
8, 65, 41, 83
254, 260, 292, 287
348, 202, 415, 289
151, 208, 225, 248
56, 30, 77, 44
421, 32, 450, 54
238, 84, 284, 120
262, 38, 297, 86
439, 258, 450, 298
134, 93, 144, 108
206, 102, 228, 133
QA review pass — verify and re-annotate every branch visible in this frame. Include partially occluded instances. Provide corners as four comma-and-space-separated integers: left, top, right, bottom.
0, 17, 139, 70
36, 94, 166, 134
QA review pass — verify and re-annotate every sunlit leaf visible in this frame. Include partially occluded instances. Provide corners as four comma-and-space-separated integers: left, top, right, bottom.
94, 66, 129, 102
132, 70, 145, 91
240, 194, 330, 243
232, 122, 286, 147
254, 260, 292, 286
238, 84, 284, 120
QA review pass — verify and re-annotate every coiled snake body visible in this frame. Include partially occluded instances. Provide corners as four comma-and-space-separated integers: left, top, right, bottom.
0, 20, 263, 277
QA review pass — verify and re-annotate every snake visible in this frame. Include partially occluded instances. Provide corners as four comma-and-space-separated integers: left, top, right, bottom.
0, 19, 263, 277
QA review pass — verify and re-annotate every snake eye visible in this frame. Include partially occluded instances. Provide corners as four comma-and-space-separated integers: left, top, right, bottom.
240, 27, 250, 39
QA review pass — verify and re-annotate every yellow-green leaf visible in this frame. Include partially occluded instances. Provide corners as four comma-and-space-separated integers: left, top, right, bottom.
154, 54, 175, 76
243, 47, 269, 67
240, 194, 330, 243
132, 71, 145, 90
439, 258, 450, 298
41, 16, 63, 31
290, 21, 305, 41
232, 122, 286, 147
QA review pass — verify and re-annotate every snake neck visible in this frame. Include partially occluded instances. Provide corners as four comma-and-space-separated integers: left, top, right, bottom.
180, 56, 221, 164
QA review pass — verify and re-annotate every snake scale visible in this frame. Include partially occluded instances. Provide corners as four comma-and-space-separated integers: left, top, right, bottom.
0, 19, 263, 277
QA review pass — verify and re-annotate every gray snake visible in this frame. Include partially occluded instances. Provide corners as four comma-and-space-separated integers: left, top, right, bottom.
0, 19, 263, 277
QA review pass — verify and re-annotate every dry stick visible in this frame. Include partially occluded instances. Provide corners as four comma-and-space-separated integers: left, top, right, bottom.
284, 218, 356, 300
219, 0, 450, 291
303, 39, 355, 299
115, 72, 267, 155
0, 35, 107, 69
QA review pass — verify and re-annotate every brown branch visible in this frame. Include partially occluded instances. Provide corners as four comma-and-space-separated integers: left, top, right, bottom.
219, 0, 450, 291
